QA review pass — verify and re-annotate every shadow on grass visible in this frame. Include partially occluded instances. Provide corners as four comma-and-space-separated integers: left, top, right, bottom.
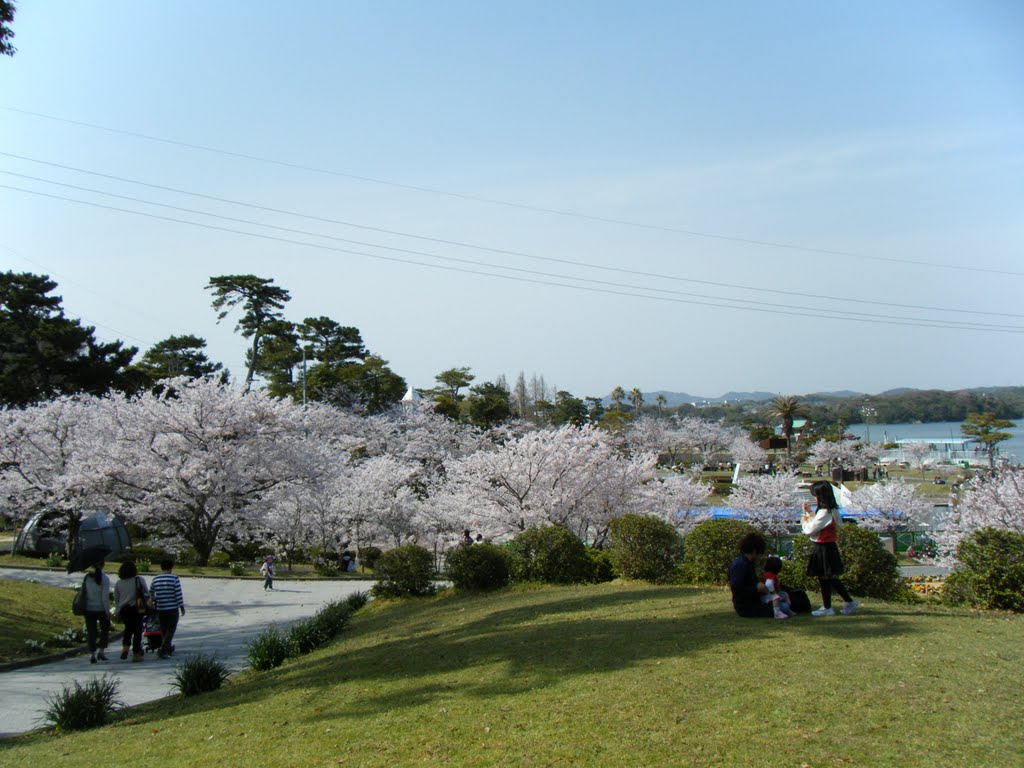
113, 584, 921, 731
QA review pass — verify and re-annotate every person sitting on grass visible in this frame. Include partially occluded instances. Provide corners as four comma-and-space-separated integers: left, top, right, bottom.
728, 533, 773, 618
761, 555, 795, 620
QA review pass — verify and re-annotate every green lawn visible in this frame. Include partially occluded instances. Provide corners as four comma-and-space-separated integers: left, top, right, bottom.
1, 582, 1021, 767
0, 579, 81, 662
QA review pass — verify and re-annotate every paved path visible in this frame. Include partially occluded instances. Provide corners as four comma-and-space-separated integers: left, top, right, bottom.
0, 568, 373, 738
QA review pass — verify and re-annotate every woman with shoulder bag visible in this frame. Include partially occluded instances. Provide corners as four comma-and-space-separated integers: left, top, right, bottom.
83, 561, 112, 663
113, 560, 149, 661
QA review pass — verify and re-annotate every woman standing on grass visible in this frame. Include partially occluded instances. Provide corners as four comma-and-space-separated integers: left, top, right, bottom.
802, 481, 859, 617
728, 532, 774, 618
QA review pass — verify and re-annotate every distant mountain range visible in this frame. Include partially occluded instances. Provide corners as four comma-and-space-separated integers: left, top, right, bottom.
605, 386, 1023, 409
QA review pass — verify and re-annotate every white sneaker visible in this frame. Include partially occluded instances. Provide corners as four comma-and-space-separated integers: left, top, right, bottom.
841, 599, 861, 615
811, 606, 836, 617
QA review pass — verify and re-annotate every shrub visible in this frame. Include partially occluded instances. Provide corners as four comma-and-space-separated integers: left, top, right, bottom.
506, 526, 595, 584
371, 545, 437, 598
345, 590, 370, 610
24, 638, 45, 655
286, 596, 366, 656
41, 675, 123, 731
444, 543, 511, 590
607, 514, 684, 582
130, 544, 171, 563
44, 552, 65, 568
246, 626, 291, 671
52, 627, 87, 647
586, 547, 616, 583
313, 558, 340, 576
676, 519, 756, 585
136, 558, 152, 573
228, 560, 248, 576
171, 653, 231, 696
358, 546, 383, 570
787, 525, 901, 599
208, 552, 231, 569
943, 527, 1024, 612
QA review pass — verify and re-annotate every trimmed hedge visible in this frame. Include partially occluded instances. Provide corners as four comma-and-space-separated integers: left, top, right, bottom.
785, 524, 902, 599
444, 543, 511, 591
507, 526, 595, 584
607, 514, 683, 582
371, 544, 436, 598
943, 527, 1024, 612
677, 519, 756, 585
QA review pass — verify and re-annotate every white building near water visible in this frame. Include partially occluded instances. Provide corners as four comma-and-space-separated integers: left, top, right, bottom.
880, 437, 987, 466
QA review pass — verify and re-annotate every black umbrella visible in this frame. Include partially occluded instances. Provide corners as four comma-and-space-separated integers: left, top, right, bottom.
66, 544, 112, 573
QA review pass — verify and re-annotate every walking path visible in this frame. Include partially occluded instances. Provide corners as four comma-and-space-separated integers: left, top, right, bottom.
0, 568, 373, 738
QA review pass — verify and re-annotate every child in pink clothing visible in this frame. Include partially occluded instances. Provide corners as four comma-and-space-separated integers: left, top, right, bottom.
761, 555, 795, 619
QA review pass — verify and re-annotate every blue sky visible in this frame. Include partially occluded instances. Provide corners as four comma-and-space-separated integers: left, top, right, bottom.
1, 2, 1022, 399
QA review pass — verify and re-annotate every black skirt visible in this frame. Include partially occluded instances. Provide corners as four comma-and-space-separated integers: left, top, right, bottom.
806, 541, 845, 578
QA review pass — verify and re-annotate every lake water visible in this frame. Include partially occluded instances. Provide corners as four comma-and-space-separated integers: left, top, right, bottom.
844, 421, 1024, 465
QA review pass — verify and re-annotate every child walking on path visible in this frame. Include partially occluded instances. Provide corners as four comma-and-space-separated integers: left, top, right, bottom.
260, 556, 275, 590
802, 481, 860, 617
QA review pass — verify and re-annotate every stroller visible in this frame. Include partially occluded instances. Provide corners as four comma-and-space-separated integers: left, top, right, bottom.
142, 611, 163, 653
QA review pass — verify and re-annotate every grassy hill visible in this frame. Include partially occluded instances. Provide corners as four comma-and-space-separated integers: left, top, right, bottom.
2, 583, 1022, 767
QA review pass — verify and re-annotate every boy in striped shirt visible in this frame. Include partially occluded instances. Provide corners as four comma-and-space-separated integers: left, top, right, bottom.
150, 558, 186, 658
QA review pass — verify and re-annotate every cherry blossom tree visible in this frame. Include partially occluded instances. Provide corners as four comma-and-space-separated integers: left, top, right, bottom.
643, 472, 714, 534
727, 432, 768, 472
439, 424, 658, 544
673, 416, 732, 468
849, 478, 932, 541
0, 394, 105, 555
807, 439, 859, 476
903, 442, 933, 480
96, 378, 320, 565
728, 469, 802, 535
932, 466, 1024, 566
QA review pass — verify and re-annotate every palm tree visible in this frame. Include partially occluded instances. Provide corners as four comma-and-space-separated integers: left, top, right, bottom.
630, 387, 643, 415
610, 386, 625, 411
656, 394, 667, 418
769, 394, 803, 462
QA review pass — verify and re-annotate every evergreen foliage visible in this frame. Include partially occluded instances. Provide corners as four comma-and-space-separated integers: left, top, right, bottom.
607, 513, 684, 582
943, 527, 1024, 612
506, 526, 595, 584
371, 544, 437, 598
676, 519, 755, 585
444, 543, 511, 590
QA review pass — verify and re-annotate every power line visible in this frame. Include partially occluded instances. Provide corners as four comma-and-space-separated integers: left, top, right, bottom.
2, 105, 1018, 278
3, 181, 1022, 334
2, 152, 1021, 320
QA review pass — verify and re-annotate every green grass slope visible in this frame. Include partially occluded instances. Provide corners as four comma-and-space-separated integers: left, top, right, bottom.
0, 579, 79, 662
2, 583, 1022, 767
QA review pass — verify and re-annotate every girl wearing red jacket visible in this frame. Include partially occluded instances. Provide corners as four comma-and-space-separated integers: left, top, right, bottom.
802, 481, 859, 617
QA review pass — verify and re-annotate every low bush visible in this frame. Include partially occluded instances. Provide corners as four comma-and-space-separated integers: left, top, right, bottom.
130, 544, 171, 563
444, 543, 511, 590
172, 653, 231, 696
44, 552, 65, 568
371, 545, 437, 598
358, 546, 383, 570
52, 627, 87, 647
676, 519, 756, 585
313, 558, 341, 576
41, 675, 123, 731
246, 626, 291, 671
607, 514, 683, 582
507, 526, 594, 585
787, 525, 902, 599
228, 560, 248, 576
943, 527, 1024, 612
586, 547, 616, 583
345, 591, 370, 610
208, 552, 231, 569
